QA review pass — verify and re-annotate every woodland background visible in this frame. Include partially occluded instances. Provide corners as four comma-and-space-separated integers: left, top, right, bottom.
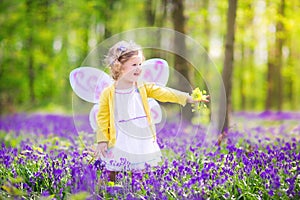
1, 0, 299, 118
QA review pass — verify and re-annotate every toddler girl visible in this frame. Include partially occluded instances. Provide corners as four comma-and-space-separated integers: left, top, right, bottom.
95, 40, 209, 182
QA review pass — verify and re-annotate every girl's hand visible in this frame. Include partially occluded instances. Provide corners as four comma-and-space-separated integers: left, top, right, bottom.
187, 94, 210, 104
95, 142, 108, 158
188, 88, 210, 104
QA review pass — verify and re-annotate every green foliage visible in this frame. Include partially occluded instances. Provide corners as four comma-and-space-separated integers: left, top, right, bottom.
0, 0, 300, 113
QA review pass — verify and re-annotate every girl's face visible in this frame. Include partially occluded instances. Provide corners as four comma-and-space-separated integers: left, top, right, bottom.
119, 52, 143, 83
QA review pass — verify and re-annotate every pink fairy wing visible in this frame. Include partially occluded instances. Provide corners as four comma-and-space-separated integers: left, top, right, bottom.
139, 58, 169, 86
148, 98, 163, 124
138, 58, 170, 124
89, 104, 99, 131
70, 67, 112, 103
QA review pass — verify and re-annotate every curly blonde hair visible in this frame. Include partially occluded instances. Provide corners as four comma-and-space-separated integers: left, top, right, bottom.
105, 40, 144, 80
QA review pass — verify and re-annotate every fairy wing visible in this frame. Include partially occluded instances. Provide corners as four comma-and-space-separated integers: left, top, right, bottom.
70, 67, 112, 131
139, 58, 169, 86
89, 104, 99, 131
70, 58, 169, 131
69, 66, 112, 103
147, 98, 162, 124
139, 58, 170, 124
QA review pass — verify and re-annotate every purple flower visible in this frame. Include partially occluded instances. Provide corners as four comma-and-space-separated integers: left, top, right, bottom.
1, 112, 300, 198
268, 190, 274, 196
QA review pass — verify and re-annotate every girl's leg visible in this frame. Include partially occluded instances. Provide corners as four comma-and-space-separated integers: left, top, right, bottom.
98, 170, 118, 186
108, 170, 118, 182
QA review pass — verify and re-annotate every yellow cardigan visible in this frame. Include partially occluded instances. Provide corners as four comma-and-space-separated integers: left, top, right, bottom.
96, 82, 189, 148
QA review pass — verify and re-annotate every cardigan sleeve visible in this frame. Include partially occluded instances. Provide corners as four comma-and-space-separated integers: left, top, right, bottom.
144, 83, 189, 106
96, 87, 110, 143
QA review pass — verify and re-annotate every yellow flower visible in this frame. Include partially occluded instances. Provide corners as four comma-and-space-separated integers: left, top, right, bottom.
107, 181, 115, 186
191, 87, 203, 101
191, 87, 208, 112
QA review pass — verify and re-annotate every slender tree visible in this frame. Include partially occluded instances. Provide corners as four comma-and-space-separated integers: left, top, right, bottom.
220, 0, 238, 132
171, 0, 193, 120
266, 0, 285, 111
25, 0, 36, 104
235, 0, 255, 110
145, 0, 167, 27
202, 0, 210, 52
145, 0, 156, 26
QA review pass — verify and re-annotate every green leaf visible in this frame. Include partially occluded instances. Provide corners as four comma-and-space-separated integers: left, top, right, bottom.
67, 192, 90, 200
8, 176, 23, 184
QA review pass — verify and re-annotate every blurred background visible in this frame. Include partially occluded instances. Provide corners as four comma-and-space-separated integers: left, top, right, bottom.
0, 0, 299, 115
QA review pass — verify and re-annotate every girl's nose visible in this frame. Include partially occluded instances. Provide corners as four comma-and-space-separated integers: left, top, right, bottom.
136, 65, 142, 71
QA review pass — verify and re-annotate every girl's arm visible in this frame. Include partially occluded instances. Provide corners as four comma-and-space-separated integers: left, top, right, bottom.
96, 88, 110, 143
145, 83, 209, 106
144, 83, 209, 106
144, 83, 189, 106
95, 88, 111, 158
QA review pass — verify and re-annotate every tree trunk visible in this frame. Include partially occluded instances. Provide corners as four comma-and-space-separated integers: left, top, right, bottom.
103, 1, 115, 39
266, 0, 285, 111
202, 0, 210, 52
171, 0, 193, 121
144, 0, 167, 57
28, 40, 35, 103
157, 0, 167, 27
26, 0, 35, 104
286, 42, 293, 109
266, 57, 274, 109
220, 0, 238, 132
276, 0, 285, 111
240, 43, 246, 110
145, 0, 155, 26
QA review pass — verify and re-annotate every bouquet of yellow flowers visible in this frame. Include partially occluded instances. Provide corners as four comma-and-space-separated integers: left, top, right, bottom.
191, 87, 208, 112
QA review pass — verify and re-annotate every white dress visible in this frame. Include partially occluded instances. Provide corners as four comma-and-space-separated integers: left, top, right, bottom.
103, 86, 162, 171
